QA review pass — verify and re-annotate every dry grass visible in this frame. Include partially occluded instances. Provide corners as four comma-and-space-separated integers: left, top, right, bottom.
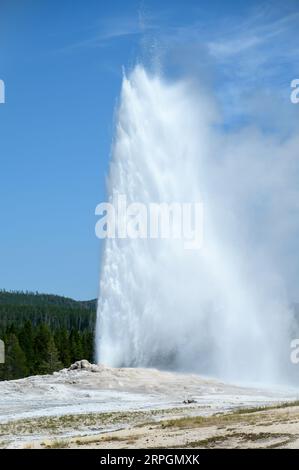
161, 401, 299, 430
74, 433, 139, 446
178, 432, 294, 448
44, 439, 70, 449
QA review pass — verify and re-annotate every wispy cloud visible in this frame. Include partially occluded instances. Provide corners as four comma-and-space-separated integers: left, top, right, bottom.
62, 11, 157, 52
146, 4, 299, 126
207, 9, 299, 61
60, 0, 299, 114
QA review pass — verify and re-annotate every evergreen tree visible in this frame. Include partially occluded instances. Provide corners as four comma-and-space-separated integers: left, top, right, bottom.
34, 323, 52, 372
18, 321, 35, 373
55, 328, 71, 367
70, 329, 83, 362
0, 334, 28, 380
0, 291, 96, 381
81, 330, 94, 362
39, 336, 63, 374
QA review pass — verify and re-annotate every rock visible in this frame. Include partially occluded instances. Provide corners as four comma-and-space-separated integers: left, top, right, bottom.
68, 360, 93, 371
67, 360, 105, 373
80, 359, 92, 369
183, 398, 197, 404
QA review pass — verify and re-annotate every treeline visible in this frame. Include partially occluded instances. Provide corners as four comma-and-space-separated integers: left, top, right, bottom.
0, 289, 96, 311
0, 304, 95, 331
0, 290, 97, 381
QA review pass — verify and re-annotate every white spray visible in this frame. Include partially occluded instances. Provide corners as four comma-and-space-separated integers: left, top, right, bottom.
96, 65, 295, 384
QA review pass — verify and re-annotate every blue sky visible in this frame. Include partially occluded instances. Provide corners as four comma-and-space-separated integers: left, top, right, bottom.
0, 0, 298, 300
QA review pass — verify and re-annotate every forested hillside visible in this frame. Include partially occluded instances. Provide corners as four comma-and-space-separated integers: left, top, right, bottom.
0, 290, 97, 381
0, 290, 96, 310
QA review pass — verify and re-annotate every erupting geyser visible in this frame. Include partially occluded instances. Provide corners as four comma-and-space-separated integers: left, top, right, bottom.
96, 65, 294, 385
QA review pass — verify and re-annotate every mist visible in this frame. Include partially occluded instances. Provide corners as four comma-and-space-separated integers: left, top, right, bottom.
96, 64, 299, 385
